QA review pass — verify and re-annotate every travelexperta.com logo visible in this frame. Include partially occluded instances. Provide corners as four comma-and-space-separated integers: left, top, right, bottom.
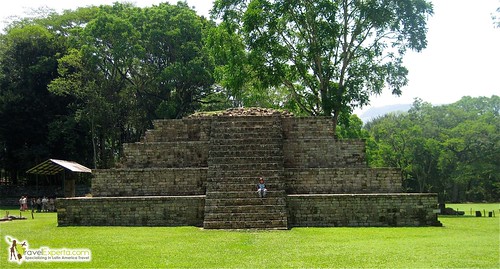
5, 236, 91, 264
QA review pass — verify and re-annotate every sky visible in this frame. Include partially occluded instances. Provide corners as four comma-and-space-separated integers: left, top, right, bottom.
1, 0, 499, 115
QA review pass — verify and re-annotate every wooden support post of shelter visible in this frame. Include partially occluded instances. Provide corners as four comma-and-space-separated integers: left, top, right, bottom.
26, 159, 92, 197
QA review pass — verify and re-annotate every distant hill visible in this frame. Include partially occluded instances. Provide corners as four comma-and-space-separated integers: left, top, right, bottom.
358, 104, 412, 123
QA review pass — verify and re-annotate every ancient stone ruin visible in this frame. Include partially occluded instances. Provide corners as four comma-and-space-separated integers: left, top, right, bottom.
57, 108, 441, 229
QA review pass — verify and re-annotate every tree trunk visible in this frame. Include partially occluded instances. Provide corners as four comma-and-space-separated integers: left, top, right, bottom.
91, 116, 97, 169
332, 111, 339, 136
451, 182, 459, 202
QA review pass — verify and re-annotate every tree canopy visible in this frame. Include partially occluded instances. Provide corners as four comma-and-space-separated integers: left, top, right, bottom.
49, 2, 214, 168
366, 96, 499, 202
212, 0, 433, 132
0, 23, 81, 183
1, 2, 497, 203
1, 2, 215, 176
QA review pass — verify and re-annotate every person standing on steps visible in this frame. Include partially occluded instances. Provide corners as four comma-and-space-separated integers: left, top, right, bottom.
257, 177, 267, 198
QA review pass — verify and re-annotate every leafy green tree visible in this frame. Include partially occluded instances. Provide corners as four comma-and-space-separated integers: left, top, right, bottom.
366, 96, 499, 202
205, 21, 250, 108
212, 0, 433, 133
438, 96, 500, 201
405, 100, 445, 194
0, 24, 76, 182
336, 114, 367, 139
366, 111, 422, 191
132, 2, 215, 119
204, 21, 295, 112
49, 48, 110, 168
49, 2, 215, 168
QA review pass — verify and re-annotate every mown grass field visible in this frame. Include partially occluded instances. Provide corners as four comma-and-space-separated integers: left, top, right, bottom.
0, 204, 498, 268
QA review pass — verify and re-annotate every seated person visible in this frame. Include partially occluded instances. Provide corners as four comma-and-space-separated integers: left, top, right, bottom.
257, 177, 267, 198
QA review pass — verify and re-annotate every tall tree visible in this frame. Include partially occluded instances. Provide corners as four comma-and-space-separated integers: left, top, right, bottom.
366, 96, 499, 202
212, 0, 433, 133
49, 2, 215, 168
437, 96, 500, 201
131, 2, 215, 119
204, 21, 292, 111
0, 24, 70, 182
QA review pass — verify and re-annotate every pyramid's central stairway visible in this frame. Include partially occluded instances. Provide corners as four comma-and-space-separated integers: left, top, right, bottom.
204, 116, 288, 229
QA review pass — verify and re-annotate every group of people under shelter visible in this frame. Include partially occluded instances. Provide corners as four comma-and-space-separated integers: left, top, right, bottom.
19, 195, 56, 212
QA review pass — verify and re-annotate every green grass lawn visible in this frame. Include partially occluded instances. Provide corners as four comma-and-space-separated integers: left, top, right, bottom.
1, 204, 499, 268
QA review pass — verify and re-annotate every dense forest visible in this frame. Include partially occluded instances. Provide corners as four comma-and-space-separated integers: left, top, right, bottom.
363, 97, 499, 202
0, 1, 498, 202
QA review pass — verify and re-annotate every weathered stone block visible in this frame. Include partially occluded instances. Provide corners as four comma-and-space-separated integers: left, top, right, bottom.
57, 196, 205, 227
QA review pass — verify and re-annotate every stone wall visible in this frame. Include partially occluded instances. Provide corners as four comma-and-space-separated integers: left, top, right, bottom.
283, 139, 366, 168
120, 117, 368, 170
56, 196, 205, 226
285, 168, 402, 194
287, 193, 440, 227
282, 118, 366, 168
142, 118, 212, 143
121, 142, 209, 169
92, 168, 207, 197
118, 118, 212, 169
282, 117, 334, 138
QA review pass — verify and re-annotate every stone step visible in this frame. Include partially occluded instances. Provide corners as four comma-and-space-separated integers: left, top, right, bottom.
283, 131, 334, 140
212, 116, 280, 124
204, 197, 286, 206
142, 119, 212, 143
124, 141, 209, 146
213, 115, 280, 120
208, 149, 282, 158
121, 141, 208, 168
208, 168, 284, 176
208, 174, 283, 182
210, 137, 283, 145
204, 205, 286, 214
207, 183, 285, 192
206, 176, 284, 184
207, 176, 284, 182
209, 163, 283, 171
143, 131, 210, 143
207, 175, 284, 180
204, 212, 287, 222
210, 126, 281, 134
207, 175, 283, 181
210, 132, 282, 140
208, 156, 284, 165
207, 169, 283, 178
209, 143, 282, 151
206, 191, 286, 199
151, 118, 211, 127
210, 130, 281, 137
206, 189, 286, 199
203, 220, 288, 229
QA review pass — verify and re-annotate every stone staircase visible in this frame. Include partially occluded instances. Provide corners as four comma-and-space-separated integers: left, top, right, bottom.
203, 116, 288, 229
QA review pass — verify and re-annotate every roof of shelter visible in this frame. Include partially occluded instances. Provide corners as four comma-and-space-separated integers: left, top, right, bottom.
26, 159, 92, 175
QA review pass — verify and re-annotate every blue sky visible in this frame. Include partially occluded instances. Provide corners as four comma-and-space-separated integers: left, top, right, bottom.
1, 0, 499, 114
